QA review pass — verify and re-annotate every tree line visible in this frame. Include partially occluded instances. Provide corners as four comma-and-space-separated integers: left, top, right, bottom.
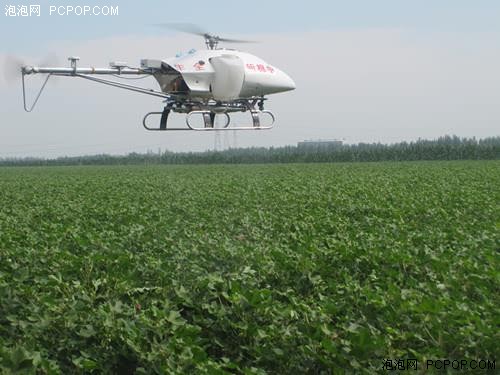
1, 135, 498, 167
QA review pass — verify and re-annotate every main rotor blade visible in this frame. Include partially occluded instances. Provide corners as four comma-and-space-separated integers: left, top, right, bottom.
217, 37, 258, 44
153, 23, 259, 44
153, 22, 207, 37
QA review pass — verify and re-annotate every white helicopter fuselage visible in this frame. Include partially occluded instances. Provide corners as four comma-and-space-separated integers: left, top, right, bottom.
21, 39, 295, 130
145, 48, 296, 101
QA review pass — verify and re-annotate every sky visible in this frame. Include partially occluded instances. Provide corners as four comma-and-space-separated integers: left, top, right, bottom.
1, 0, 499, 157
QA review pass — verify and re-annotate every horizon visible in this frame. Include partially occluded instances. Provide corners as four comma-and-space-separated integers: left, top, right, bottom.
0, 134, 497, 161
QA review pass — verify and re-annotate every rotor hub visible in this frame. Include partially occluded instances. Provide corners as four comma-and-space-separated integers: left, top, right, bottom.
204, 34, 219, 50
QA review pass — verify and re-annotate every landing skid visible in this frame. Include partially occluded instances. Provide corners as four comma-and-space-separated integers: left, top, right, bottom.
143, 108, 275, 131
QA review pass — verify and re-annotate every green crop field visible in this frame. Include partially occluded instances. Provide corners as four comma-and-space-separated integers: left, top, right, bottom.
0, 161, 498, 373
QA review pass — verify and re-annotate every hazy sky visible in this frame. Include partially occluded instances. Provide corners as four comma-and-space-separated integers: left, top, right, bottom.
1, 0, 499, 157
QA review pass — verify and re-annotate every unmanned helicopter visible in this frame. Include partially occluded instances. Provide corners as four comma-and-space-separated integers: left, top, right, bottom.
17, 24, 296, 131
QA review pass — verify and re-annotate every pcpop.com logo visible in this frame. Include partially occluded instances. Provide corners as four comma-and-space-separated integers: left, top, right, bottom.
49, 5, 119, 16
